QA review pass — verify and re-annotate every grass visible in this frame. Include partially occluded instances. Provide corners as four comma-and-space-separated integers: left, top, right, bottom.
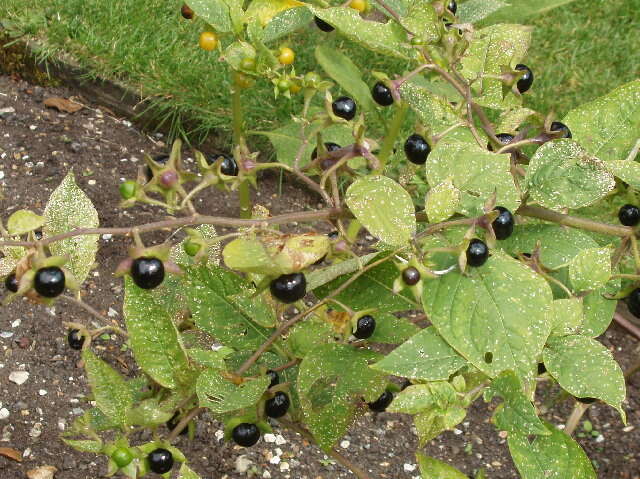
1, 0, 638, 147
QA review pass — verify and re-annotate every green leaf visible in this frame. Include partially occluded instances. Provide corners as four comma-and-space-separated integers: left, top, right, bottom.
550, 298, 584, 336
228, 290, 276, 328
188, 0, 232, 32
263, 6, 312, 43
123, 277, 189, 389
416, 453, 468, 479
484, 371, 549, 436
178, 463, 201, 479
497, 107, 537, 132
309, 7, 410, 59
82, 350, 133, 428
427, 137, 520, 215
245, 0, 304, 26
62, 439, 103, 453
187, 347, 234, 369
457, 0, 508, 24
286, 318, 334, 358
605, 159, 640, 188
183, 266, 273, 350
402, 2, 439, 42
423, 252, 553, 379
526, 140, 615, 211
581, 278, 619, 337
197, 369, 269, 414
508, 420, 596, 479
315, 44, 376, 113
7, 210, 44, 235
126, 398, 174, 427
297, 343, 386, 450
371, 326, 466, 381
543, 335, 625, 420
478, 0, 577, 26
346, 176, 416, 246
389, 382, 457, 415
223, 238, 282, 276
399, 82, 460, 135
564, 79, 640, 162
368, 313, 419, 344
43, 171, 99, 284
306, 253, 378, 291
569, 247, 611, 292
425, 178, 461, 223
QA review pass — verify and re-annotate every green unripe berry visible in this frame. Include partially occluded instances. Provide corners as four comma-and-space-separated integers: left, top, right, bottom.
240, 57, 256, 70
119, 180, 137, 200
183, 240, 202, 257
278, 79, 291, 92
112, 447, 134, 468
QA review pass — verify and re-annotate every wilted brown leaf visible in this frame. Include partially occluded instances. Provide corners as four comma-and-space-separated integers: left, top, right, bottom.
43, 97, 83, 113
27, 466, 57, 479
0, 447, 22, 462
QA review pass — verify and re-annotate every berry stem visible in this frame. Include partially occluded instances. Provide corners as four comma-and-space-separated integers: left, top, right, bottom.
373, 0, 410, 34
60, 295, 128, 336
376, 102, 408, 173
168, 404, 204, 441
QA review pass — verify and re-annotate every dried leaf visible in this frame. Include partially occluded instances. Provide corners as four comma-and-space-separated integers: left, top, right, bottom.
0, 447, 22, 462
43, 97, 83, 113
27, 466, 57, 479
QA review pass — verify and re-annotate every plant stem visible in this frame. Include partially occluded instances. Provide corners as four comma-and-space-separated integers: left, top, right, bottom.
564, 403, 588, 436
168, 405, 204, 441
613, 312, 640, 342
518, 205, 633, 237
60, 295, 127, 336
376, 103, 407, 173
232, 82, 251, 219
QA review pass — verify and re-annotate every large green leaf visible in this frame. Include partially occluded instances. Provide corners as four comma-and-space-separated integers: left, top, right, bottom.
568, 247, 611, 292
263, 6, 312, 43
423, 252, 553, 379
402, 2, 439, 41
244, 0, 303, 26
543, 335, 625, 420
508, 421, 596, 479
297, 344, 386, 450
416, 453, 468, 479
346, 176, 416, 246
424, 178, 460, 223
580, 278, 619, 337
564, 79, 640, 162
196, 369, 269, 414
7, 210, 44, 235
526, 140, 615, 211
427, 137, 520, 215
123, 277, 189, 389
457, 0, 508, 24
183, 266, 273, 350
478, 0, 577, 26
400, 82, 460, 136
306, 253, 378, 291
368, 313, 419, 344
43, 171, 99, 284
178, 464, 201, 479
484, 371, 548, 436
549, 298, 584, 336
82, 350, 133, 428
371, 326, 466, 381
316, 44, 376, 113
605, 160, 640, 188
188, 0, 232, 32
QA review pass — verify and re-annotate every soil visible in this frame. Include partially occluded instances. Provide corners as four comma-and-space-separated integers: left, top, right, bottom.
0, 74, 639, 479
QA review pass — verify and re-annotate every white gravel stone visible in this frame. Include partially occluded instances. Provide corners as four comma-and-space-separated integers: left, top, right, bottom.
0, 408, 10, 420
269, 455, 281, 465
279, 462, 290, 472
235, 455, 253, 473
11, 319, 21, 328
403, 463, 416, 472
264, 433, 277, 443
9, 370, 29, 385
38, 390, 47, 396
214, 429, 224, 441
340, 440, 350, 449
274, 434, 287, 445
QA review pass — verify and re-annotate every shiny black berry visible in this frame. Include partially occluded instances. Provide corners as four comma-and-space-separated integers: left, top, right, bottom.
315, 16, 334, 32
576, 397, 597, 405
327, 230, 340, 240
492, 206, 515, 240
147, 448, 174, 474
466, 239, 489, 267
232, 423, 260, 447
537, 362, 547, 375
311, 142, 341, 161
131, 257, 165, 290
368, 391, 393, 412
372, 82, 394, 107
207, 153, 239, 176
550, 121, 572, 139
354, 314, 376, 339
266, 369, 279, 388
5, 272, 18, 293
265, 392, 290, 418
332, 96, 357, 121
488, 133, 514, 151
515, 64, 534, 93
402, 267, 421, 286
145, 154, 170, 182
67, 329, 85, 350
167, 412, 188, 436
447, 0, 457, 14
34, 266, 66, 298
626, 288, 640, 318
404, 134, 431, 165
618, 204, 640, 227
270, 273, 306, 303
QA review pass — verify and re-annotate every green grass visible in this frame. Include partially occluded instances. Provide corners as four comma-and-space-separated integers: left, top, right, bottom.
1, 0, 638, 147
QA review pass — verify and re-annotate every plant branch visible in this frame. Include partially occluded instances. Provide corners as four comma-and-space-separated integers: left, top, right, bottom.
518, 205, 633, 237
564, 403, 588, 436
168, 405, 205, 441
613, 312, 640, 342
60, 295, 127, 336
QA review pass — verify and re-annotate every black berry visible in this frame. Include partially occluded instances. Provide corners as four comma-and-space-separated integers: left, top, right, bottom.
404, 134, 431, 165
488, 133, 514, 151
265, 392, 290, 418
368, 391, 393, 412
147, 448, 174, 474
270, 273, 306, 303
354, 314, 376, 339
266, 369, 279, 388
626, 288, 640, 318
5, 272, 19, 293
618, 204, 640, 227
314, 16, 334, 32
576, 397, 597, 405
232, 423, 260, 447
311, 142, 341, 161
550, 121, 572, 139
167, 412, 188, 436
537, 362, 547, 375
515, 64, 534, 93
207, 153, 239, 176
131, 257, 165, 290
181, 4, 194, 19
466, 239, 489, 267
67, 329, 85, 350
447, 0, 457, 14
145, 154, 170, 182
372, 82, 394, 106
492, 206, 515, 240
400, 378, 412, 390
327, 230, 340, 240
34, 266, 66, 298
402, 267, 421, 286
332, 96, 357, 121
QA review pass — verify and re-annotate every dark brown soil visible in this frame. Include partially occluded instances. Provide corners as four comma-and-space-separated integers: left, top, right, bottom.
1, 74, 639, 479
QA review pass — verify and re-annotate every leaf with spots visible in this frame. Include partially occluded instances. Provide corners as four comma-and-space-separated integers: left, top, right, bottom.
605, 159, 640, 188
196, 369, 269, 414
508, 420, 596, 479
425, 178, 460, 223
525, 140, 615, 211
262, 6, 313, 43
371, 326, 466, 380
399, 82, 460, 136
7, 210, 44, 235
580, 277, 619, 337
564, 79, 640, 162
367, 313, 420, 344
187, 0, 232, 32
568, 247, 611, 292
549, 298, 584, 336
416, 453, 469, 479
543, 335, 625, 421
422, 252, 553, 380
346, 176, 416, 246
245, 0, 304, 26
43, 171, 99, 285
457, 0, 508, 24
178, 463, 201, 479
